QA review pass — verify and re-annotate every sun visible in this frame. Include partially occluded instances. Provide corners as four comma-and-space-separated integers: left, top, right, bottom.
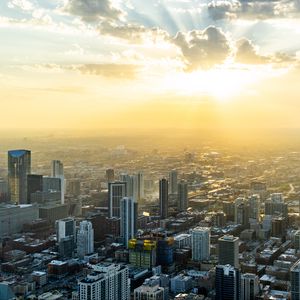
161, 64, 288, 102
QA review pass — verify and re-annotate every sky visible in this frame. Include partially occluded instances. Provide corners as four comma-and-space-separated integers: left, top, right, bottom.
0, 0, 300, 131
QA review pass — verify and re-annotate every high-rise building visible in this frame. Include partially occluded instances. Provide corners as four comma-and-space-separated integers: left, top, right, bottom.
191, 227, 210, 261
215, 265, 240, 300
8, 150, 31, 204
248, 194, 260, 221
240, 273, 259, 300
77, 220, 94, 258
27, 174, 43, 203
120, 197, 137, 247
236, 202, 250, 227
265, 193, 288, 217
56, 218, 76, 257
43, 176, 61, 193
169, 170, 178, 195
78, 263, 130, 300
294, 230, 300, 250
133, 172, 144, 203
56, 218, 76, 242
68, 179, 81, 196
159, 179, 168, 219
51, 160, 64, 204
129, 239, 157, 268
291, 260, 300, 300
120, 173, 134, 198
134, 279, 165, 300
106, 168, 115, 183
0, 180, 8, 202
108, 182, 127, 218
177, 180, 188, 212
234, 197, 245, 224
218, 235, 239, 268
157, 237, 174, 268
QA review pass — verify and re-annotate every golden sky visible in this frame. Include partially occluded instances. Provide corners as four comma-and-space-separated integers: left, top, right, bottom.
0, 0, 300, 131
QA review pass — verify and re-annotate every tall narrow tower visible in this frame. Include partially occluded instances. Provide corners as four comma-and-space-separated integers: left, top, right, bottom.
159, 178, 169, 219
51, 160, 64, 204
8, 150, 31, 204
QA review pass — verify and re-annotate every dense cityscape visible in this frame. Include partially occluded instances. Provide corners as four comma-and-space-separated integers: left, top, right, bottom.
1, 135, 300, 300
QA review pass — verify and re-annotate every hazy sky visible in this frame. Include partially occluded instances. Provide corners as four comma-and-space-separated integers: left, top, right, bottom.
0, 0, 300, 131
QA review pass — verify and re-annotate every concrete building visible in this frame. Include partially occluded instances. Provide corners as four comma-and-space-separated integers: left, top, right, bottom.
218, 235, 239, 268
159, 179, 168, 219
0, 204, 39, 238
291, 259, 300, 300
170, 274, 192, 294
240, 273, 259, 300
169, 170, 178, 195
78, 263, 130, 300
51, 160, 64, 204
77, 220, 94, 258
120, 197, 137, 247
108, 182, 127, 218
191, 227, 210, 261
216, 265, 240, 300
134, 279, 165, 300
177, 181, 188, 212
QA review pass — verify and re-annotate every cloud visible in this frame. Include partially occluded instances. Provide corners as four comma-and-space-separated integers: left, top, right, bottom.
64, 0, 123, 22
7, 0, 34, 12
171, 26, 232, 70
77, 63, 139, 79
207, 0, 300, 20
98, 21, 169, 43
235, 38, 268, 64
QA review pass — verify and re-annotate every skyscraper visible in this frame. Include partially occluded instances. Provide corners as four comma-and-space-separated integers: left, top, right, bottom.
159, 179, 168, 219
106, 168, 115, 183
8, 150, 31, 204
240, 273, 259, 300
177, 180, 188, 212
120, 197, 137, 247
169, 170, 178, 194
215, 265, 240, 300
218, 235, 239, 268
56, 218, 76, 257
249, 194, 260, 221
108, 182, 127, 218
51, 160, 64, 204
78, 263, 130, 300
77, 220, 94, 258
27, 174, 43, 203
291, 259, 300, 300
191, 227, 210, 261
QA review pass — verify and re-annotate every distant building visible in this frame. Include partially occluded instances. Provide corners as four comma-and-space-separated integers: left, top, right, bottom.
8, 149, 31, 204
240, 273, 259, 300
191, 227, 210, 261
265, 193, 288, 217
0, 204, 39, 238
78, 263, 130, 300
218, 235, 239, 268
216, 265, 240, 300
294, 230, 300, 250
106, 168, 115, 183
51, 160, 64, 204
177, 181, 188, 212
120, 197, 137, 247
27, 174, 43, 203
159, 179, 168, 219
169, 170, 178, 195
68, 179, 81, 197
108, 182, 127, 218
77, 220, 94, 258
248, 194, 260, 221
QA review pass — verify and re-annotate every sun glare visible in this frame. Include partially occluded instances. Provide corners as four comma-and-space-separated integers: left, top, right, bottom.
162, 64, 289, 102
